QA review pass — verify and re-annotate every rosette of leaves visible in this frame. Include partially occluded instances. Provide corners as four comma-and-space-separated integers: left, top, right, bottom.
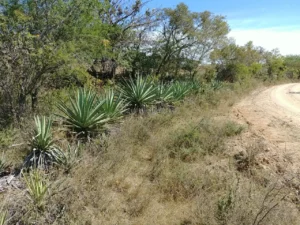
118, 76, 156, 111
57, 88, 108, 137
24, 116, 64, 169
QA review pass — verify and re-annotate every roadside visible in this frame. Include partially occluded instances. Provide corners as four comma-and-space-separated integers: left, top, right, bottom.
232, 83, 300, 175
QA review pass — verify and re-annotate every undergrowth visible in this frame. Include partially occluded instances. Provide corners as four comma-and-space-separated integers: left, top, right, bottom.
1, 79, 299, 225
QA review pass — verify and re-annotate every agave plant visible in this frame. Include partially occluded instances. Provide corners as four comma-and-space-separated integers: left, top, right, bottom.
57, 88, 108, 136
169, 81, 193, 101
155, 84, 174, 105
60, 144, 81, 173
99, 89, 127, 122
23, 116, 64, 169
188, 79, 202, 92
118, 76, 156, 110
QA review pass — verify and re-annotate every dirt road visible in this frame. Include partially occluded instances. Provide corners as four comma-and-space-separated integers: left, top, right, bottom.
233, 83, 300, 175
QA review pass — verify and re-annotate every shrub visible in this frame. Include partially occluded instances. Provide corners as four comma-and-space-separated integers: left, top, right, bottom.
169, 119, 245, 162
223, 121, 245, 137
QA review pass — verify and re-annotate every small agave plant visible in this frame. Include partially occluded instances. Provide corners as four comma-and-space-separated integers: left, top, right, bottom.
57, 88, 109, 137
23, 116, 64, 169
23, 169, 49, 210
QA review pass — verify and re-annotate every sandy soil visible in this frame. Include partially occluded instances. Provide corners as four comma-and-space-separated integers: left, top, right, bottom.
232, 83, 300, 176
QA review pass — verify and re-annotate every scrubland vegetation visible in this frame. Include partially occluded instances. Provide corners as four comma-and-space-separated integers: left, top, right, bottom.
1, 0, 300, 224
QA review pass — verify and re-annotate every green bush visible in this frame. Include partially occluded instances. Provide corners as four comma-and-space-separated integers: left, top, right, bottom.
169, 119, 245, 161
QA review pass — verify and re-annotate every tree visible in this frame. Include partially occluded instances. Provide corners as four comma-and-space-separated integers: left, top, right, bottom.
283, 55, 300, 79
152, 3, 229, 77
0, 0, 101, 124
96, 0, 160, 69
264, 49, 286, 79
211, 41, 266, 82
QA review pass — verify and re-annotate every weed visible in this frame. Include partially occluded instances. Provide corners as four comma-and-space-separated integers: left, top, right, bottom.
169, 119, 242, 161
234, 142, 263, 173
0, 128, 16, 148
216, 188, 236, 225
223, 121, 245, 137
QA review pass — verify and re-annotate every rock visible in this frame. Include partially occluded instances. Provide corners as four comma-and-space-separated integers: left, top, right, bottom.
0, 175, 23, 192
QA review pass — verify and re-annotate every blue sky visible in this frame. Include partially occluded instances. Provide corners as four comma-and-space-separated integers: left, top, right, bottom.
146, 0, 300, 55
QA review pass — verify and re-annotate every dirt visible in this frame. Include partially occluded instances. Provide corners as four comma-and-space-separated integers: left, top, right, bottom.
232, 83, 300, 176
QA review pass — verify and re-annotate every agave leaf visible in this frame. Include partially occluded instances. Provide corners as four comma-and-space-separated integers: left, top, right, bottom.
0, 211, 6, 225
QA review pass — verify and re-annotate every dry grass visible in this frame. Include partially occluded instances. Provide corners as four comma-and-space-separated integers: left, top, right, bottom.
1, 80, 300, 224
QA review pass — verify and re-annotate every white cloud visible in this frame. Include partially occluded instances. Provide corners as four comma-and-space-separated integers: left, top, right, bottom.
229, 28, 300, 55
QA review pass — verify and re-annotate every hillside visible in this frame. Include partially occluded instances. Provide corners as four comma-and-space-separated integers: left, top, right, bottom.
2, 81, 300, 224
